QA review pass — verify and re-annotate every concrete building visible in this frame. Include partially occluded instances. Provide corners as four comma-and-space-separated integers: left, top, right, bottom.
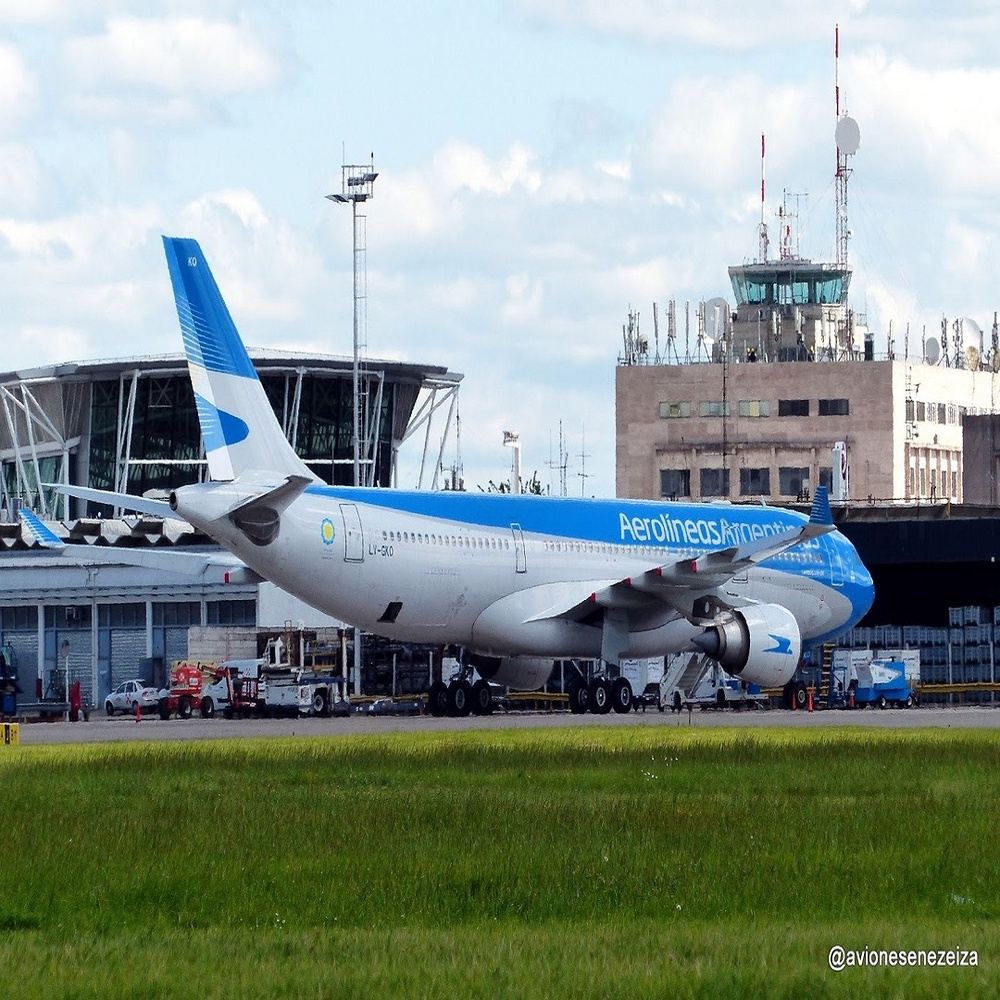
617, 358, 1000, 503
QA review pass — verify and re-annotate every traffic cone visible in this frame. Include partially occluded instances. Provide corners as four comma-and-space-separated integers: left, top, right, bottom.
807, 689, 814, 713
848, 689, 855, 710
134, 700, 142, 723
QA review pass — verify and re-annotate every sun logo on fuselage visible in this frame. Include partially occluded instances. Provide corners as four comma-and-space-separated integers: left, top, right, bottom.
320, 518, 336, 545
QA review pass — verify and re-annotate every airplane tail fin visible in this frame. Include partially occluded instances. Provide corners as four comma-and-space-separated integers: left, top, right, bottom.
162, 236, 313, 483
808, 485, 834, 527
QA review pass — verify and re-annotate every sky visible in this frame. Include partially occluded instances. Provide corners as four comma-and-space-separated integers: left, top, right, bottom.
1, 1, 999, 496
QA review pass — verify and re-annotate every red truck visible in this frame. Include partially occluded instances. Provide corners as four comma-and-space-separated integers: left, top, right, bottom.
157, 662, 230, 719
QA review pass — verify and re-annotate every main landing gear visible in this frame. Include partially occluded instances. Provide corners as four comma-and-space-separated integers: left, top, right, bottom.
428, 673, 494, 718
567, 673, 633, 715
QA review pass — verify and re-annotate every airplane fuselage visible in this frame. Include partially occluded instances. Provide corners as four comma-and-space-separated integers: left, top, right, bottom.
172, 482, 873, 662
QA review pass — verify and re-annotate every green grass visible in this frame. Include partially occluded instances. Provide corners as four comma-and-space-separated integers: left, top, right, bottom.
1, 728, 997, 997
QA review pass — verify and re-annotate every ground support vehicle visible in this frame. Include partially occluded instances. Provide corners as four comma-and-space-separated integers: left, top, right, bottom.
157, 663, 212, 719
257, 670, 348, 717
852, 658, 917, 709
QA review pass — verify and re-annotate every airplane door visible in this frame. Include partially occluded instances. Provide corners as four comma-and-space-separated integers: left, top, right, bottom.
511, 523, 526, 573
340, 504, 364, 563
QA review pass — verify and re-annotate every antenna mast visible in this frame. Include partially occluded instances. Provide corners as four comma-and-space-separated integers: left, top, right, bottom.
758, 133, 768, 263
834, 24, 860, 268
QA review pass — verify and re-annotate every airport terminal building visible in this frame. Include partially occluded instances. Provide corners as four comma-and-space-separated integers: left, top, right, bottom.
0, 350, 461, 708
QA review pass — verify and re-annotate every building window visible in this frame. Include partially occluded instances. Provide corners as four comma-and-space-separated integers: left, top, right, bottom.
778, 399, 810, 417
937, 404, 947, 424
206, 600, 256, 627
740, 468, 771, 495
658, 401, 691, 419
819, 467, 833, 491
915, 401, 926, 421
98, 603, 146, 629
738, 399, 770, 417
779, 467, 810, 496
700, 468, 730, 497
660, 469, 691, 498
952, 470, 958, 497
819, 398, 850, 416
699, 401, 730, 417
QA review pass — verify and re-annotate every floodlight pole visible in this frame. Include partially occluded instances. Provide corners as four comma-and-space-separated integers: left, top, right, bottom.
326, 155, 378, 490
327, 155, 378, 699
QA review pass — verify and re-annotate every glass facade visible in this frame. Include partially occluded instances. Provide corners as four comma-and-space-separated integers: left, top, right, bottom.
81, 368, 399, 515
730, 267, 849, 307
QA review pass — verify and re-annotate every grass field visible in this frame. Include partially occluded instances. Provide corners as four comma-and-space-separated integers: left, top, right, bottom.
1, 727, 997, 998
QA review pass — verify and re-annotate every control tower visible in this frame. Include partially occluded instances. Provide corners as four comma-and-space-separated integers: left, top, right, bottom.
727, 257, 867, 363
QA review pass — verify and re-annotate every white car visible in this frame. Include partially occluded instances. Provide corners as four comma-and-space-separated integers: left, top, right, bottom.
105, 679, 160, 716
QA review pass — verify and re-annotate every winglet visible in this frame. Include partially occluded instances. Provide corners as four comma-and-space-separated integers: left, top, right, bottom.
20, 508, 65, 549
809, 486, 834, 526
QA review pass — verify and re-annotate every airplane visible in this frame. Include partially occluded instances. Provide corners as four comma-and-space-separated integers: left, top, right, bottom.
48, 236, 874, 717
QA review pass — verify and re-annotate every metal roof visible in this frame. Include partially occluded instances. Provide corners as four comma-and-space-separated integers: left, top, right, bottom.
1, 348, 462, 386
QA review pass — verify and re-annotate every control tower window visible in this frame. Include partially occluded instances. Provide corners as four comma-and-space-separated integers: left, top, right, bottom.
660, 469, 691, 498
739, 468, 770, 496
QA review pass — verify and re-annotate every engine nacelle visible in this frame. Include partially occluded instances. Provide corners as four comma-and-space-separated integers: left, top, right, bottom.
465, 653, 553, 691
695, 603, 800, 688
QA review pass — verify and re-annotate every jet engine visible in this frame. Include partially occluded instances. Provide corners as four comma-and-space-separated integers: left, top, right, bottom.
465, 653, 554, 691
693, 603, 800, 688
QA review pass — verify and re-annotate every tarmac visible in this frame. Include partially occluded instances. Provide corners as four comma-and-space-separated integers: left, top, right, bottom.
11, 704, 1000, 745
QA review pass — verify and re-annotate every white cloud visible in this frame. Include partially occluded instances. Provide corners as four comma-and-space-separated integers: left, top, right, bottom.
633, 73, 815, 195
65, 15, 282, 97
846, 50, 1000, 195
16, 325, 90, 365
501, 272, 544, 325
0, 145, 41, 214
0, 45, 35, 131
516, 0, 847, 50
178, 189, 324, 328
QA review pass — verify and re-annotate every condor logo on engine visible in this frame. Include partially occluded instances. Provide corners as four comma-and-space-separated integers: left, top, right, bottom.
764, 633, 794, 655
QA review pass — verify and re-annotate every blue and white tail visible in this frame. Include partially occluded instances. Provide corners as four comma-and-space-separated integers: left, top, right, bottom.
162, 236, 313, 482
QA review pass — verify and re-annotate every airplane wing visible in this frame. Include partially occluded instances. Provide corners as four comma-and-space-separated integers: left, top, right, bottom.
19, 507, 261, 582
527, 488, 837, 626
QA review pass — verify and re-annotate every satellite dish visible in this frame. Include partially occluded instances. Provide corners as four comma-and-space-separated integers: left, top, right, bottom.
835, 116, 861, 156
924, 336, 941, 365
703, 297, 730, 340
966, 346, 981, 372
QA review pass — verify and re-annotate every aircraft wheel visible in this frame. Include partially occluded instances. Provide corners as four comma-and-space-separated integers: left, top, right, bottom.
447, 679, 472, 717
610, 677, 633, 714
471, 679, 493, 715
568, 680, 589, 714
792, 682, 808, 711
589, 676, 612, 714
428, 681, 448, 717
